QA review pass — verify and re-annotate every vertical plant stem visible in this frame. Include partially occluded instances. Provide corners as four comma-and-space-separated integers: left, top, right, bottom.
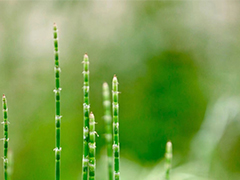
89, 112, 96, 180
165, 141, 172, 180
103, 83, 113, 180
2, 94, 9, 180
112, 75, 120, 180
53, 23, 62, 180
82, 54, 90, 180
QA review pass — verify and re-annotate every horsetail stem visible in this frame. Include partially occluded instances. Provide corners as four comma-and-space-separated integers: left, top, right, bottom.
53, 23, 62, 180
165, 141, 172, 180
82, 53, 90, 180
112, 75, 120, 180
103, 83, 113, 180
89, 112, 96, 180
2, 94, 9, 180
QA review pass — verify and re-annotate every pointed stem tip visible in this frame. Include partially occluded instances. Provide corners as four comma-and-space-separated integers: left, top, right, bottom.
89, 112, 94, 119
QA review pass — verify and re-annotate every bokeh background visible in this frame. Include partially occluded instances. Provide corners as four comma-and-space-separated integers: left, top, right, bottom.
0, 1, 240, 180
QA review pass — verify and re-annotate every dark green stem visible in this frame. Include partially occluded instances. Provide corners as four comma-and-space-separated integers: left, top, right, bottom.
112, 75, 120, 180
82, 54, 90, 180
103, 83, 113, 180
53, 23, 61, 180
2, 94, 9, 180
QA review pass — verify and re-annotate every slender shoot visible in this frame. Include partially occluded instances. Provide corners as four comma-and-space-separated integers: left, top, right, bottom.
89, 112, 96, 180
165, 141, 172, 180
82, 54, 90, 180
103, 83, 113, 180
2, 94, 9, 180
112, 75, 120, 180
53, 23, 62, 180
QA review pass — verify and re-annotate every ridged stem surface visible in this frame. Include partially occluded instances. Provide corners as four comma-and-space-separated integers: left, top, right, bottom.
89, 112, 96, 180
82, 54, 90, 180
112, 75, 120, 180
103, 83, 113, 180
165, 141, 172, 180
53, 23, 61, 180
2, 95, 8, 180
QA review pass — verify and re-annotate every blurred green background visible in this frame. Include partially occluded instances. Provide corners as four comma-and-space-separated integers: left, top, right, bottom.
0, 1, 240, 180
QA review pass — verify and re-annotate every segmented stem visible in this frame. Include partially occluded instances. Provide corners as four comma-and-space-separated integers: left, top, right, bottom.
2, 95, 8, 180
82, 54, 90, 180
103, 83, 113, 180
89, 112, 96, 180
165, 141, 172, 180
53, 23, 62, 180
112, 75, 120, 180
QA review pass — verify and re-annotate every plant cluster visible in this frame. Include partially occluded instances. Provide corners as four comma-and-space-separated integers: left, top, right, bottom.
0, 24, 173, 180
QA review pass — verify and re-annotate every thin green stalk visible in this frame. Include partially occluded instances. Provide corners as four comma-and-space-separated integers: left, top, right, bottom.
165, 141, 172, 180
82, 54, 90, 180
103, 83, 113, 180
112, 75, 120, 180
89, 112, 96, 180
2, 94, 9, 180
53, 23, 62, 180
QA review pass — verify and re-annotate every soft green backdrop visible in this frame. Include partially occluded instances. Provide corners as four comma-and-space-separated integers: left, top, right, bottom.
0, 1, 240, 180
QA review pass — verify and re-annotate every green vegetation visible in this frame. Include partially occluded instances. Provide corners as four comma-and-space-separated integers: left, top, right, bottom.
112, 75, 120, 180
165, 141, 172, 180
89, 112, 96, 180
103, 82, 113, 180
82, 53, 90, 180
53, 23, 62, 180
2, 95, 9, 180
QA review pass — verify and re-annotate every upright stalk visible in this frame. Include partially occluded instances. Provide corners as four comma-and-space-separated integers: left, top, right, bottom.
53, 23, 62, 180
82, 54, 90, 180
112, 75, 120, 180
89, 112, 96, 180
2, 94, 9, 180
165, 141, 172, 180
103, 83, 113, 180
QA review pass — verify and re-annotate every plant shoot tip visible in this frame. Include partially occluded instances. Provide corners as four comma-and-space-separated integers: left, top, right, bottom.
89, 112, 94, 119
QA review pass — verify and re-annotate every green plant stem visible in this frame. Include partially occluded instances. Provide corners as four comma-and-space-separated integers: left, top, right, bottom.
89, 112, 96, 180
82, 54, 90, 180
165, 141, 172, 180
103, 83, 113, 180
53, 23, 62, 180
112, 75, 120, 180
2, 94, 9, 180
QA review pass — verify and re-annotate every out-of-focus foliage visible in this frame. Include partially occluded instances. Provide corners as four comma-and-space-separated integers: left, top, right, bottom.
0, 1, 240, 180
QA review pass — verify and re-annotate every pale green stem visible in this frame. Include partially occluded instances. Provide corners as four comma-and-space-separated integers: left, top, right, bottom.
89, 112, 96, 180
82, 54, 90, 180
165, 141, 172, 180
112, 75, 120, 180
103, 82, 113, 180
